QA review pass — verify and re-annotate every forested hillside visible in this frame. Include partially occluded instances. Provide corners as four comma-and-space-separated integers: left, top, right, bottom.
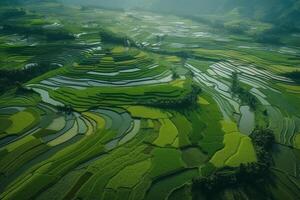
58, 0, 300, 31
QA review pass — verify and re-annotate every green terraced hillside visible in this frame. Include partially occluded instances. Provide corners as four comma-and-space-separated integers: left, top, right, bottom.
0, 1, 300, 200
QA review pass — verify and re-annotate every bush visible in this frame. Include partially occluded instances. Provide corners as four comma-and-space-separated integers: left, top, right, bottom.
56, 105, 74, 114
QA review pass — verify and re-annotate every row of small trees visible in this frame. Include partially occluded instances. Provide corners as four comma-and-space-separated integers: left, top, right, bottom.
231, 72, 258, 110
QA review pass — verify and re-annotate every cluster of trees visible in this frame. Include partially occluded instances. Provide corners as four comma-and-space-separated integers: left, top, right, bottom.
56, 105, 74, 114
192, 163, 269, 195
250, 128, 275, 167
45, 30, 75, 41
231, 72, 257, 110
171, 70, 180, 80
15, 83, 33, 95
99, 29, 126, 44
192, 128, 275, 198
99, 28, 134, 47
0, 63, 59, 95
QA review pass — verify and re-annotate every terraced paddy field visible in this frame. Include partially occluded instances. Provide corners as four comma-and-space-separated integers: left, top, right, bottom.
0, 2, 300, 200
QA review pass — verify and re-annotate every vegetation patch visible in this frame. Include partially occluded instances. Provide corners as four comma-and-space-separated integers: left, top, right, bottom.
0, 63, 60, 94
283, 71, 300, 84
232, 72, 257, 110
192, 129, 276, 199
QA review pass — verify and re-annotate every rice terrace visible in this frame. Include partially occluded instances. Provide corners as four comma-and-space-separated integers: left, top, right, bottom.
0, 0, 300, 199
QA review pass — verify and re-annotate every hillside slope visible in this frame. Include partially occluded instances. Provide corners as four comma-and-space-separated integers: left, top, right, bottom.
59, 0, 300, 30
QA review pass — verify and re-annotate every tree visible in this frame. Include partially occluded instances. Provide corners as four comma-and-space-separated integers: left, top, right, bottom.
172, 70, 180, 80
231, 72, 239, 94
250, 128, 275, 151
56, 105, 73, 114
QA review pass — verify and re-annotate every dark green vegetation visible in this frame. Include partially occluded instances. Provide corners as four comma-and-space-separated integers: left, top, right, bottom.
192, 129, 299, 200
284, 71, 300, 83
0, 63, 60, 94
231, 72, 258, 110
0, 1, 299, 200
